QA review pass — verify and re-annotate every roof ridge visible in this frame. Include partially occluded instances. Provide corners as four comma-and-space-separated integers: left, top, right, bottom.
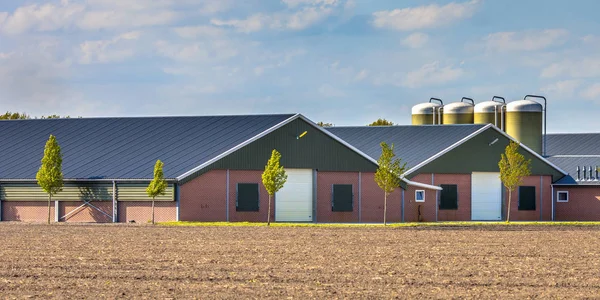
0, 113, 298, 122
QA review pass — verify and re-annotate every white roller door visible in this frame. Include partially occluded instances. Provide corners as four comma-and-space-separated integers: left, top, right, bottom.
471, 172, 502, 221
275, 169, 313, 222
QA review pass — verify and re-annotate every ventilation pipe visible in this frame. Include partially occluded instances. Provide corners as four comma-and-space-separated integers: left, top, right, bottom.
461, 97, 475, 105
583, 166, 587, 181
524, 95, 547, 156
590, 166, 594, 181
577, 166, 580, 181
596, 166, 599, 181
492, 96, 506, 130
430, 97, 443, 125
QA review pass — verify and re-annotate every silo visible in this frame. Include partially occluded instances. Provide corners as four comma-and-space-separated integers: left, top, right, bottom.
474, 96, 505, 129
443, 97, 474, 124
411, 98, 443, 125
505, 96, 544, 154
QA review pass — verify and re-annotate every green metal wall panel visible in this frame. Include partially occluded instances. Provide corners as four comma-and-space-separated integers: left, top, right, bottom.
116, 183, 174, 201
182, 118, 378, 183
407, 127, 564, 181
0, 183, 113, 202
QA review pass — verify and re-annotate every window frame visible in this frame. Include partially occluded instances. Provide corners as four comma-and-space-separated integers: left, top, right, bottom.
439, 184, 458, 210
557, 191, 569, 203
415, 190, 425, 202
236, 183, 260, 212
332, 184, 353, 212
518, 186, 536, 211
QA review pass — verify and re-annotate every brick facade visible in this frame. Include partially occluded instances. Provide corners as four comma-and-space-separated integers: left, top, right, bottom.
505, 175, 552, 221
117, 201, 177, 223
228, 170, 273, 222
2, 201, 56, 222
179, 170, 227, 221
60, 201, 112, 223
360, 172, 402, 223
554, 186, 600, 221
434, 174, 472, 221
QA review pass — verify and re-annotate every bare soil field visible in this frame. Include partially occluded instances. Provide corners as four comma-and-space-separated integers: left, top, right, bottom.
1, 224, 600, 299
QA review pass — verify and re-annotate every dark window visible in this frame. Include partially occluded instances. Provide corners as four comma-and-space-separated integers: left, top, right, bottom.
439, 184, 458, 210
518, 186, 536, 211
237, 183, 259, 212
332, 184, 353, 212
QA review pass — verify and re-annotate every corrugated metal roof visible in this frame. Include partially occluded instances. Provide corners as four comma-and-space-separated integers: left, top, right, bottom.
326, 124, 487, 169
0, 114, 295, 180
546, 133, 600, 155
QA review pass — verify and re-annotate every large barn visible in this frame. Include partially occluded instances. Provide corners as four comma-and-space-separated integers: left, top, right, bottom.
0, 97, 598, 223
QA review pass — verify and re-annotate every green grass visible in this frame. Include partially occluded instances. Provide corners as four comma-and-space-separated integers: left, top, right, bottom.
159, 221, 600, 227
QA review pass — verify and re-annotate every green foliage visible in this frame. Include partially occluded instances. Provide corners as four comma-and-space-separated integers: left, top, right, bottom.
36, 135, 64, 224
41, 115, 69, 119
262, 150, 287, 196
499, 141, 531, 222
374, 142, 406, 194
0, 112, 30, 120
146, 160, 168, 199
374, 142, 406, 225
316, 121, 333, 127
368, 118, 394, 126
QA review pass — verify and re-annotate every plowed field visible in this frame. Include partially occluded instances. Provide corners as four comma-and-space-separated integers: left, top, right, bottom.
1, 223, 599, 299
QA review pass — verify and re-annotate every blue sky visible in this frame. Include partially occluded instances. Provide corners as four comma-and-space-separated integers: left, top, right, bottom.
0, 0, 599, 132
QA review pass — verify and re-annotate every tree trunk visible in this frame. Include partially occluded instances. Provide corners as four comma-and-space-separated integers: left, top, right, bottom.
152, 198, 155, 225
47, 194, 52, 225
506, 189, 512, 223
384, 192, 387, 226
267, 194, 272, 226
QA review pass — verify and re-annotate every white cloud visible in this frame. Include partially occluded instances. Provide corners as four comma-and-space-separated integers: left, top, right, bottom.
402, 61, 464, 88
211, 14, 267, 33
354, 69, 368, 81
0, 52, 14, 59
540, 80, 581, 97
318, 84, 345, 97
483, 29, 569, 52
372, 0, 478, 31
402, 32, 429, 48
155, 39, 238, 62
254, 49, 307, 76
282, 0, 339, 8
287, 6, 334, 30
541, 57, 600, 78
581, 83, 600, 100
174, 25, 226, 39
79, 31, 141, 64
0, 2, 85, 35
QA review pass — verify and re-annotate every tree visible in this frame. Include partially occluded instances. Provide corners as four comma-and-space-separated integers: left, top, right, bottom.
146, 160, 168, 225
368, 118, 394, 126
499, 141, 531, 222
0, 112, 30, 120
261, 149, 287, 226
316, 121, 333, 127
36, 135, 64, 224
374, 142, 406, 225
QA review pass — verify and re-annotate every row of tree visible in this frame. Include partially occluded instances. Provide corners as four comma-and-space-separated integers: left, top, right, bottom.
35, 134, 529, 225
0, 112, 70, 120
317, 118, 395, 127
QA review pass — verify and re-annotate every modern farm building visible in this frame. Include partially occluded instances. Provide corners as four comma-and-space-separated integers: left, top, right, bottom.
0, 96, 598, 223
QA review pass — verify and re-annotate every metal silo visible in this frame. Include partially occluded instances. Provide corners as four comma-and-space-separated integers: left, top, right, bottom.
505, 95, 546, 155
443, 97, 474, 124
411, 98, 443, 125
474, 96, 506, 129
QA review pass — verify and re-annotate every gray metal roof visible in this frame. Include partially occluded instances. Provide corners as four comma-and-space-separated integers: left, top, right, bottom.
546, 133, 600, 156
545, 133, 600, 185
326, 124, 487, 169
0, 114, 295, 180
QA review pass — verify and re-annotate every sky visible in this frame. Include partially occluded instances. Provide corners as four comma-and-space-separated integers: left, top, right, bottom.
0, 0, 599, 132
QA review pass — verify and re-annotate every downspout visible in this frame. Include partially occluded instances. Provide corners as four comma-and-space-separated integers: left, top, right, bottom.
175, 183, 180, 222
540, 176, 543, 221
358, 172, 362, 223
551, 184, 555, 221
401, 189, 405, 223
112, 180, 117, 223
55, 200, 59, 222
432, 174, 437, 222
0, 183, 2, 221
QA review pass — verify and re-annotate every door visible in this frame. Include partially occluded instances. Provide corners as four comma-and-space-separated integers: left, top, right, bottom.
275, 169, 313, 222
471, 172, 502, 221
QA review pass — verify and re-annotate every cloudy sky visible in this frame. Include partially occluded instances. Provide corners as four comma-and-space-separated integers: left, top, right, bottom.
0, 0, 598, 132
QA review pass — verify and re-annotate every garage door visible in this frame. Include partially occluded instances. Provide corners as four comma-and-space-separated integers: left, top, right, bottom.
275, 169, 313, 222
471, 172, 502, 221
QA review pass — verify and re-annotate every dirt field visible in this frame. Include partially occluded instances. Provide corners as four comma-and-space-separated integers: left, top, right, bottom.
1, 224, 599, 299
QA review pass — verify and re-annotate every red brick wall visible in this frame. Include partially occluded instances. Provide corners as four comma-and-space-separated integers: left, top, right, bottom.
554, 186, 600, 221
227, 170, 273, 223
360, 172, 401, 223
61, 201, 112, 223
504, 175, 552, 221
117, 201, 177, 223
434, 174, 472, 221
179, 170, 227, 221
2, 201, 56, 222
405, 174, 437, 222
316, 172, 359, 223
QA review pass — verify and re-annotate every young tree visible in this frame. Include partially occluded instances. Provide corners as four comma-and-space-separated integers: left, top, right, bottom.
499, 141, 531, 222
146, 160, 168, 225
368, 118, 394, 126
36, 135, 64, 224
374, 142, 406, 225
261, 149, 287, 226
